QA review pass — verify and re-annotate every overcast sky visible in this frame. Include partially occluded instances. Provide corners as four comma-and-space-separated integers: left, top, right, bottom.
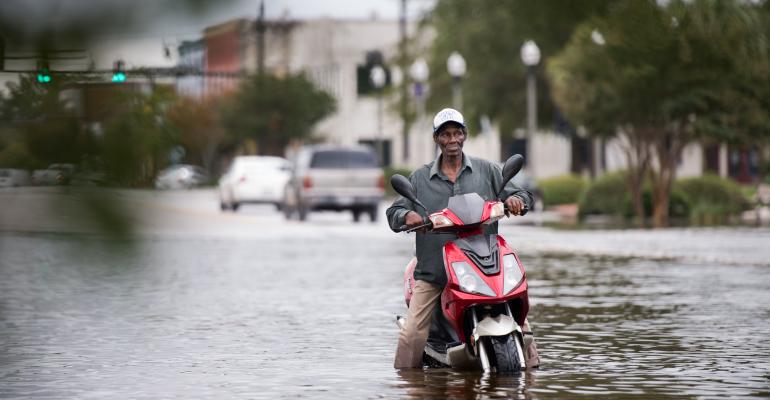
0, 0, 435, 70
121, 0, 433, 68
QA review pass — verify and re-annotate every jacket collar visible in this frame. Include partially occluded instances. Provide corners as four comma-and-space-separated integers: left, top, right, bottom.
430, 152, 473, 180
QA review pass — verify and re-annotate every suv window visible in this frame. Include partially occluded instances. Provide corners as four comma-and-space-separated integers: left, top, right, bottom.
309, 150, 377, 169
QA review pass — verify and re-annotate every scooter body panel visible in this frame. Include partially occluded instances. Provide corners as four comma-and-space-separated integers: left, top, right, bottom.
439, 235, 529, 342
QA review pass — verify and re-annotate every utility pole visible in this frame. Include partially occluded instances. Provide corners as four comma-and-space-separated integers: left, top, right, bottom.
256, 1, 266, 76
399, 0, 409, 164
0, 36, 5, 71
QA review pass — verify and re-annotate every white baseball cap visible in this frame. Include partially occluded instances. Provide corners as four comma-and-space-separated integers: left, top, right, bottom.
432, 108, 465, 133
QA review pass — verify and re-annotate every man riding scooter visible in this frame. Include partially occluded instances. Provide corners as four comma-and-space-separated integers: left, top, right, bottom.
386, 107, 540, 369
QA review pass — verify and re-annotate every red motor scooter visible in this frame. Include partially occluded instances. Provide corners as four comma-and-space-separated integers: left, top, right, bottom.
392, 154, 535, 373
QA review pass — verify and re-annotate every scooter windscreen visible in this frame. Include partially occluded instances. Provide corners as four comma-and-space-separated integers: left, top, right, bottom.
427, 193, 505, 232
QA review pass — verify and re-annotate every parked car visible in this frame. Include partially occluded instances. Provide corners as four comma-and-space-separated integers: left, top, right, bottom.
218, 156, 291, 212
0, 168, 31, 187
282, 145, 384, 222
31, 163, 75, 186
155, 164, 208, 190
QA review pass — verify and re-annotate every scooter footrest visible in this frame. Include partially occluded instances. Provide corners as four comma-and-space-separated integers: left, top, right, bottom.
444, 341, 462, 351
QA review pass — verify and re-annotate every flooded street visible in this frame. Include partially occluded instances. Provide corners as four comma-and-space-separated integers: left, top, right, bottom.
1, 188, 769, 398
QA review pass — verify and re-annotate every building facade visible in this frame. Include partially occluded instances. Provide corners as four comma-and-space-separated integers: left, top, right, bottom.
179, 16, 500, 168
176, 39, 206, 99
182, 16, 759, 180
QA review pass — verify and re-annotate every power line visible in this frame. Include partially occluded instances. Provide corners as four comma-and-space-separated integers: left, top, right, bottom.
0, 67, 245, 78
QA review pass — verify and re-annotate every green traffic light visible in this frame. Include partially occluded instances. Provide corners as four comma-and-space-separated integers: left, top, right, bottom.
37, 74, 51, 83
111, 72, 126, 82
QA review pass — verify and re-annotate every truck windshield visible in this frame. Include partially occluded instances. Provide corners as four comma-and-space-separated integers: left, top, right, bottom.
310, 150, 378, 169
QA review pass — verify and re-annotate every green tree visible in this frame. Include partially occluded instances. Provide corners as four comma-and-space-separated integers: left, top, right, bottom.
0, 74, 90, 168
101, 88, 179, 186
549, 0, 770, 227
426, 0, 613, 135
166, 97, 227, 175
220, 73, 336, 155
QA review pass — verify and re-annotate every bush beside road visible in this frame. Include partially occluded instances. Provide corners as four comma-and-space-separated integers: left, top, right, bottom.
533, 171, 760, 227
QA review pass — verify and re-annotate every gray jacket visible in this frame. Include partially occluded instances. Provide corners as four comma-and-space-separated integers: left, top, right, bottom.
386, 153, 532, 286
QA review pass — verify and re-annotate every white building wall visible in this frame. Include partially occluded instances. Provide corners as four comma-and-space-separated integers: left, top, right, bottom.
677, 143, 703, 178
254, 19, 411, 164
463, 130, 501, 164
603, 138, 703, 178
529, 131, 571, 179
604, 137, 628, 173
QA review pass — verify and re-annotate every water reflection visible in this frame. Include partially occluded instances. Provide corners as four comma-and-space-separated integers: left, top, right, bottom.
1, 229, 769, 398
394, 369, 533, 400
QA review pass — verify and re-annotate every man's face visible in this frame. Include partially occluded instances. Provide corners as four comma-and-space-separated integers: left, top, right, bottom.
434, 123, 466, 158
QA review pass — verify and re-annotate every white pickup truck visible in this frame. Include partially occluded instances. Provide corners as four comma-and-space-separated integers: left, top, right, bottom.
283, 145, 385, 222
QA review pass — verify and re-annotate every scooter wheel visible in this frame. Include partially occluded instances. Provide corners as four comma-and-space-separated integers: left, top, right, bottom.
487, 335, 522, 373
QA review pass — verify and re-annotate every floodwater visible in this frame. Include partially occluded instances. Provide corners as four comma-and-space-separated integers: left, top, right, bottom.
1, 192, 769, 399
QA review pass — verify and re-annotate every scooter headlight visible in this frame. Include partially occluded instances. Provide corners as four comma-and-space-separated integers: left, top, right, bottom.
503, 254, 524, 295
430, 214, 455, 229
450, 261, 495, 297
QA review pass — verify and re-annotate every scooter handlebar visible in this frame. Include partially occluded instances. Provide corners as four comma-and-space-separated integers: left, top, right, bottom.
397, 202, 529, 233
397, 217, 433, 233
406, 221, 433, 233
504, 203, 529, 218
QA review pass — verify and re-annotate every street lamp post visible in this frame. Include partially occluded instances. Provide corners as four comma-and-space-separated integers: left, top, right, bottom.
409, 57, 429, 158
370, 65, 387, 166
520, 40, 540, 173
447, 51, 466, 111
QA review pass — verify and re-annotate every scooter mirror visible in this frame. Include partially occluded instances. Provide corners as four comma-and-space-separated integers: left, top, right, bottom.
390, 174, 427, 212
497, 154, 524, 197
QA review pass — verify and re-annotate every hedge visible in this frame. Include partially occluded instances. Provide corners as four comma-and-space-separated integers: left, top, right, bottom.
538, 174, 586, 207
676, 174, 750, 224
578, 171, 632, 218
578, 170, 691, 220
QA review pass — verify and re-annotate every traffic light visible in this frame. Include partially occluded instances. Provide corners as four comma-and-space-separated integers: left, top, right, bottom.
36, 61, 52, 83
112, 60, 126, 83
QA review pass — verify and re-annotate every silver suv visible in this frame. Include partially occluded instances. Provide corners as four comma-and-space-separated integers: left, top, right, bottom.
283, 145, 384, 222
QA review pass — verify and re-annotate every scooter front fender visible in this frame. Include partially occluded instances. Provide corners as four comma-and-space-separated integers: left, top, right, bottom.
473, 314, 516, 338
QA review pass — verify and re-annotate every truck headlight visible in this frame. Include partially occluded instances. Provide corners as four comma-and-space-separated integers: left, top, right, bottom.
502, 254, 524, 295
450, 261, 495, 297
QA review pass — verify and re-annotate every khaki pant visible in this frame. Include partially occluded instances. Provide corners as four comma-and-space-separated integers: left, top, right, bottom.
394, 280, 541, 369
394, 280, 443, 369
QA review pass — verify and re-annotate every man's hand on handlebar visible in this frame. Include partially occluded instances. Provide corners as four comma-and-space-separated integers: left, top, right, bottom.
397, 211, 429, 233
404, 211, 424, 228
504, 195, 526, 216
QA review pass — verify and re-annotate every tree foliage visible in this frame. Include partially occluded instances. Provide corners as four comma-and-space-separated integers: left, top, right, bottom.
220, 73, 336, 154
0, 74, 91, 168
549, 0, 770, 227
166, 97, 227, 175
101, 89, 179, 186
426, 0, 613, 135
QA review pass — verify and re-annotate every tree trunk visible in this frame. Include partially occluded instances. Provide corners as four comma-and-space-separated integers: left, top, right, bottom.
628, 166, 646, 228
651, 175, 672, 228
619, 127, 651, 228
649, 123, 688, 228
